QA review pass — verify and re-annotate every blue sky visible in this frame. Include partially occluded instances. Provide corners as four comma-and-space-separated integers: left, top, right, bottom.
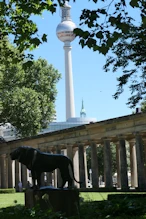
31, 0, 140, 122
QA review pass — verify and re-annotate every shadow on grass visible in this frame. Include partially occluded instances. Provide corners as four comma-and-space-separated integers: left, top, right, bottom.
79, 197, 146, 219
1, 196, 146, 219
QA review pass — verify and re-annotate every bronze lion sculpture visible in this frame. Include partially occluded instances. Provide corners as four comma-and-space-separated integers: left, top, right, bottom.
10, 146, 81, 189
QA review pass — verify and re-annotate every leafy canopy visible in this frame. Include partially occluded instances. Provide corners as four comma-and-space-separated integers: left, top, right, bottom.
1, 0, 67, 52
86, 142, 130, 179
1, 0, 146, 107
141, 98, 146, 112
74, 0, 146, 108
0, 38, 61, 137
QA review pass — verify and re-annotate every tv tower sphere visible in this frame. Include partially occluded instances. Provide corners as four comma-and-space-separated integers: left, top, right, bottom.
56, 1, 76, 121
56, 1, 76, 42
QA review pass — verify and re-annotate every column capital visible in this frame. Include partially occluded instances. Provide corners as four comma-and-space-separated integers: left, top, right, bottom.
116, 134, 127, 140
55, 145, 61, 149
76, 142, 83, 146
132, 131, 143, 136
101, 137, 112, 142
0, 154, 6, 158
88, 139, 97, 143
66, 144, 73, 148
55, 145, 61, 154
90, 141, 97, 147
143, 138, 146, 143
128, 140, 136, 146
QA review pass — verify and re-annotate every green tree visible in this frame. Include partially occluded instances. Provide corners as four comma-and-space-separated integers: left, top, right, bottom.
0, 0, 63, 54
86, 143, 117, 178
0, 38, 61, 137
86, 142, 130, 182
74, 0, 146, 108
1, 0, 146, 106
141, 98, 146, 112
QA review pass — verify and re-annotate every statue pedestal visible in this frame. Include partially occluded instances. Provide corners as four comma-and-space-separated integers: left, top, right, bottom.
25, 187, 79, 217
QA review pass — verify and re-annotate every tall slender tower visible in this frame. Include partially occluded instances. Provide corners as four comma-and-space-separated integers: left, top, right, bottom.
56, 1, 76, 120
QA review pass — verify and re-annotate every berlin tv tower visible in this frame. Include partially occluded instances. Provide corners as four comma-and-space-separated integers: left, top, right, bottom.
56, 1, 76, 121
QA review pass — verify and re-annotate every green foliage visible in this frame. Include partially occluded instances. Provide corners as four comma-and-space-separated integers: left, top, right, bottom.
79, 197, 146, 219
1, 0, 145, 107
141, 98, 146, 112
1, 197, 146, 219
0, 0, 69, 67
0, 0, 57, 52
0, 205, 66, 219
86, 142, 130, 180
97, 145, 104, 176
0, 38, 61, 137
86, 143, 117, 177
103, 26, 146, 108
74, 0, 146, 108
0, 189, 15, 194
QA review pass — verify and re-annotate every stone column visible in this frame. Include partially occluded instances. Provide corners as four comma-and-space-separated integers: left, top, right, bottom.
129, 141, 137, 187
90, 142, 99, 188
52, 149, 57, 188
118, 136, 128, 189
15, 160, 20, 190
67, 145, 73, 161
103, 139, 113, 188
6, 155, 8, 189
0, 154, 8, 188
0, 160, 1, 188
67, 144, 74, 187
21, 164, 28, 188
8, 156, 13, 188
84, 147, 88, 187
63, 149, 67, 156
45, 149, 52, 186
116, 142, 121, 187
135, 133, 146, 189
46, 172, 52, 186
39, 148, 45, 187
73, 147, 79, 188
78, 143, 86, 188
40, 170, 45, 187
143, 138, 146, 179
53, 170, 57, 188
56, 145, 62, 187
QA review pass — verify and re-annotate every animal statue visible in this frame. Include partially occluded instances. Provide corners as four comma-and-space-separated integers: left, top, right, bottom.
10, 146, 81, 189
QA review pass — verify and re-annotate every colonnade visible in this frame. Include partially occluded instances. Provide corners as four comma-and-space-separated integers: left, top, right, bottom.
0, 132, 146, 190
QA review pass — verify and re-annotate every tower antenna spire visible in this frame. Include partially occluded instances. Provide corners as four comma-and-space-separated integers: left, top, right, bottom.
80, 99, 86, 118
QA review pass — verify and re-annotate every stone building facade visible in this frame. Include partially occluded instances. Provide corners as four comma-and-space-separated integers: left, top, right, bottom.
0, 112, 146, 190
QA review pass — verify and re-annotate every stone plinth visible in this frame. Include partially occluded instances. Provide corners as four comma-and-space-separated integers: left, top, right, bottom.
25, 187, 79, 217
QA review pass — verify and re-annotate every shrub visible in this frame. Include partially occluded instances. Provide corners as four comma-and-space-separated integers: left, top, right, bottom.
0, 205, 66, 219
1, 196, 146, 219
0, 189, 15, 194
79, 198, 146, 219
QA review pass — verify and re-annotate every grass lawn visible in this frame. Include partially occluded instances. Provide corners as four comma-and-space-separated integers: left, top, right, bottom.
1, 192, 145, 208
80, 192, 109, 201
0, 192, 109, 208
0, 193, 25, 208
1, 192, 146, 219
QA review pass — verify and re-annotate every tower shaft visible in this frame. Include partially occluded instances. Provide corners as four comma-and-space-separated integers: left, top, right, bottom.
56, 1, 76, 121
64, 42, 75, 120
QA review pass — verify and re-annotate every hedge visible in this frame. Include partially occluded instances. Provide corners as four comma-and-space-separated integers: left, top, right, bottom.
0, 188, 15, 194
